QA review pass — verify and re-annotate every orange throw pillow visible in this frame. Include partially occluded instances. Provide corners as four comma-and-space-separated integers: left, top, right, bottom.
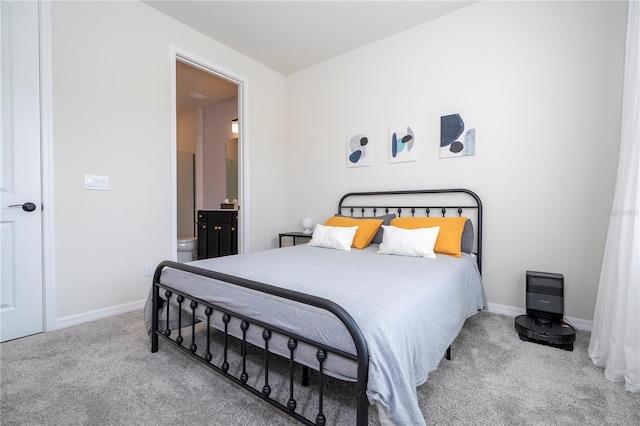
323, 216, 384, 249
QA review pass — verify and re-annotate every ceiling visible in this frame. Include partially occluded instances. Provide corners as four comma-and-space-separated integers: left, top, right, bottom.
144, 1, 476, 76
176, 61, 237, 113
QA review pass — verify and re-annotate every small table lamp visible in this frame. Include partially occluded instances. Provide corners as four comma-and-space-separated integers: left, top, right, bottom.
302, 218, 313, 234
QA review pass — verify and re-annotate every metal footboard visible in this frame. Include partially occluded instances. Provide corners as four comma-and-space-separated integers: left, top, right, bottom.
150, 188, 483, 424
151, 261, 370, 426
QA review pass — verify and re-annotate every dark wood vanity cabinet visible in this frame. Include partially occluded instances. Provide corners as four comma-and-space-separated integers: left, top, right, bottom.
197, 210, 238, 259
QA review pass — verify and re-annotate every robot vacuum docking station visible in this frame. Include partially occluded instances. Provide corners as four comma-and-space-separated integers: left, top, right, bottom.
514, 271, 576, 351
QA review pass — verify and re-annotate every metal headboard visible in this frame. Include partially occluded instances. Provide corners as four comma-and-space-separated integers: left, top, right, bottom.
337, 189, 483, 273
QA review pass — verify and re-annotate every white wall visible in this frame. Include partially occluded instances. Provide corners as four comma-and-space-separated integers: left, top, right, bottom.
284, 1, 627, 322
52, 1, 286, 319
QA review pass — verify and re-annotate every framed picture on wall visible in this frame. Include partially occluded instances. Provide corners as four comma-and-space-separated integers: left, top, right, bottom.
346, 132, 371, 167
440, 112, 476, 158
389, 125, 417, 163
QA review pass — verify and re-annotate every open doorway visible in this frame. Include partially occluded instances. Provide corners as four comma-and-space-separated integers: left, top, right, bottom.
171, 51, 247, 262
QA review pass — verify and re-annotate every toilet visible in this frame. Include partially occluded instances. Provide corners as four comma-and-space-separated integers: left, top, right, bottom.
177, 237, 198, 263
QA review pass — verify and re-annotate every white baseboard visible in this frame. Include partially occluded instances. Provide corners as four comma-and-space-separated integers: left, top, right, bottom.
562, 316, 592, 332
56, 299, 146, 330
486, 302, 592, 332
54, 299, 593, 332
486, 302, 526, 318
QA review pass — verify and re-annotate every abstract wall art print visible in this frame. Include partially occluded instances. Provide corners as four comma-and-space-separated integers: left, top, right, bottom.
346, 133, 371, 167
440, 113, 476, 158
389, 126, 417, 163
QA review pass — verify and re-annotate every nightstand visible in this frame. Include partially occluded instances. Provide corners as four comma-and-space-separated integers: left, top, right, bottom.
279, 231, 312, 248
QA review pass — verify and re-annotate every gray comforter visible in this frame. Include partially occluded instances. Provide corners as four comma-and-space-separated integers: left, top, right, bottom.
144, 244, 485, 425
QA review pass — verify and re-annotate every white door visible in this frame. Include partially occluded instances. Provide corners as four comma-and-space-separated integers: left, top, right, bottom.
0, 1, 43, 342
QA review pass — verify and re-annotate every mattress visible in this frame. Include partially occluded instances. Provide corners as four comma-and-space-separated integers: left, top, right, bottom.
144, 244, 485, 425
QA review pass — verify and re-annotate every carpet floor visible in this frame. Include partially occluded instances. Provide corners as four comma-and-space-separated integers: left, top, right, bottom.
1, 310, 638, 425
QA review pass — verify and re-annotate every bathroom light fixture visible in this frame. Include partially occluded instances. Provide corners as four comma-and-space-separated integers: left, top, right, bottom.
231, 118, 239, 134
188, 92, 207, 100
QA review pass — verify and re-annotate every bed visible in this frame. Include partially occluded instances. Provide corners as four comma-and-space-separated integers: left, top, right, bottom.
145, 189, 485, 425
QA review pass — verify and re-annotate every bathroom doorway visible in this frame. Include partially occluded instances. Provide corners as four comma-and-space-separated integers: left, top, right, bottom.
171, 50, 247, 261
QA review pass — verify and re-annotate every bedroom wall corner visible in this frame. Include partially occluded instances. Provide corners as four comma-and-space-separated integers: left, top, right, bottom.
283, 1, 627, 322
51, 1, 286, 321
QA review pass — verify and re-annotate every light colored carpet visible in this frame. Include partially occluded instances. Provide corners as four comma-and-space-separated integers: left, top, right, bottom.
1, 310, 638, 425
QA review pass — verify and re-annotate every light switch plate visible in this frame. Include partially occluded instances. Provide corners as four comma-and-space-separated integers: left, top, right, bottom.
84, 174, 109, 190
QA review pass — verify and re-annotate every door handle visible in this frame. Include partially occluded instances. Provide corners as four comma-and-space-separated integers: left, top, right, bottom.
8, 202, 37, 212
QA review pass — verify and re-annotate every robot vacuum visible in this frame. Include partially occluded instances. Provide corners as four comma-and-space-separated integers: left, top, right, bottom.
515, 314, 576, 351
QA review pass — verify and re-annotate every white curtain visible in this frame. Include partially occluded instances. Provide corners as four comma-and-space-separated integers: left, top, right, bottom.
588, 0, 640, 393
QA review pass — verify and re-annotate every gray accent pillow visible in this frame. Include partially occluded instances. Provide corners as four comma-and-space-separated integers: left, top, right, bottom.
461, 219, 474, 254
336, 213, 396, 244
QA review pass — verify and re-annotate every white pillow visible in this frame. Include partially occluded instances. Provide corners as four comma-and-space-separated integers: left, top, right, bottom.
307, 224, 358, 251
377, 225, 440, 258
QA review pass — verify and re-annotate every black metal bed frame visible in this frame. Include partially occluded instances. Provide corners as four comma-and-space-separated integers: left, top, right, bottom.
338, 188, 483, 273
151, 188, 482, 425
